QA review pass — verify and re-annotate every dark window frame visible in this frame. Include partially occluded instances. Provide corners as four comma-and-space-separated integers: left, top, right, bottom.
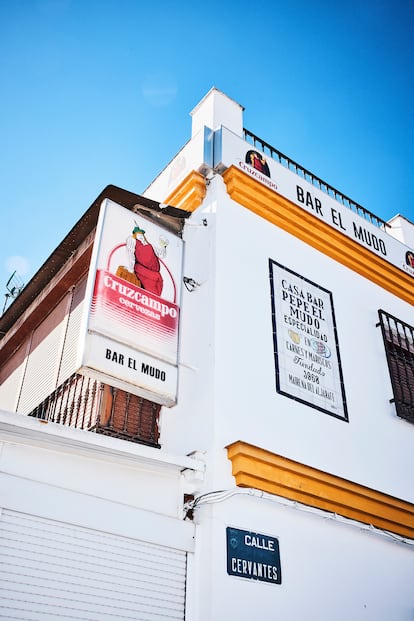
378, 309, 414, 423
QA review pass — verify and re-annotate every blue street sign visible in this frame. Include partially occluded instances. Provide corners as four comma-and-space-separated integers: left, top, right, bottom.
226, 527, 282, 585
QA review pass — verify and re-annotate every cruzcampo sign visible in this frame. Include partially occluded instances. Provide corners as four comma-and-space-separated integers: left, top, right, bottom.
226, 527, 281, 585
77, 198, 183, 406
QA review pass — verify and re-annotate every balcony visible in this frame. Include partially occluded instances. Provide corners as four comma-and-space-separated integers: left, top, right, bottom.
28, 373, 161, 447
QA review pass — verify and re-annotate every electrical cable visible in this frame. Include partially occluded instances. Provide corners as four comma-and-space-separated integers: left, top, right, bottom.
184, 487, 414, 547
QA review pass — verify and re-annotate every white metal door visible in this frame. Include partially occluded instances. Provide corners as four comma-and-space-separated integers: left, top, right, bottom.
0, 509, 187, 620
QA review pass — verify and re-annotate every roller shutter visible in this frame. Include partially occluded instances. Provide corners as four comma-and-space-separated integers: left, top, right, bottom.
57, 279, 87, 385
0, 338, 30, 412
17, 296, 70, 414
0, 509, 187, 620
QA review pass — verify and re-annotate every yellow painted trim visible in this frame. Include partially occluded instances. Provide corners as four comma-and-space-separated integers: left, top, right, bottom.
164, 170, 207, 213
222, 166, 414, 306
227, 441, 414, 539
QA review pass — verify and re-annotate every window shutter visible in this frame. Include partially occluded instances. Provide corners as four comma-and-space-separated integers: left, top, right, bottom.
0, 338, 30, 412
0, 509, 187, 620
378, 309, 414, 422
17, 295, 70, 414
58, 278, 87, 385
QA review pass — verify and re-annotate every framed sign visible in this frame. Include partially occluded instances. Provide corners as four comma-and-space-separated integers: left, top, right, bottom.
78, 199, 183, 406
269, 259, 348, 421
226, 527, 281, 585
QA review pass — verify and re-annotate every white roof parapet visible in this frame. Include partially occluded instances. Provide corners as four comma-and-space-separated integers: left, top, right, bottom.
387, 214, 414, 248
190, 87, 244, 138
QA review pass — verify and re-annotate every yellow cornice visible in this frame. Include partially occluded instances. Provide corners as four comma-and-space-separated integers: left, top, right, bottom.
222, 166, 414, 306
165, 170, 207, 213
227, 441, 414, 539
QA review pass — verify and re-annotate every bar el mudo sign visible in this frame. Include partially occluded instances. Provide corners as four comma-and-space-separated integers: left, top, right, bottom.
78, 199, 183, 406
269, 259, 348, 421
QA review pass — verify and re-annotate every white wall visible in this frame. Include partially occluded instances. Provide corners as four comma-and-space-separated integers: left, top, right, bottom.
163, 173, 414, 503
0, 412, 196, 620
211, 178, 414, 500
0, 411, 197, 551
190, 494, 414, 621
159, 184, 219, 491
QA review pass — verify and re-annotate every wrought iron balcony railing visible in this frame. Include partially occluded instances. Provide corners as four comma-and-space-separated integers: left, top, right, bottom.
28, 373, 160, 447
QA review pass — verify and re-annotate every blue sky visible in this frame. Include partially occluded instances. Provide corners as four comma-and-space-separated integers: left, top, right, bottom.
1, 0, 413, 297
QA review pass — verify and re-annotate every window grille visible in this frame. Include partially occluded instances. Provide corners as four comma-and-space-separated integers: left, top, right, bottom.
378, 309, 414, 422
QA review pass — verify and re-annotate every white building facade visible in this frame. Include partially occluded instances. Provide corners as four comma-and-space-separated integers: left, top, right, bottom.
1, 89, 413, 620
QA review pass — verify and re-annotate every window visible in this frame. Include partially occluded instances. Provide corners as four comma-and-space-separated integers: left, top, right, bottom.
378, 309, 414, 422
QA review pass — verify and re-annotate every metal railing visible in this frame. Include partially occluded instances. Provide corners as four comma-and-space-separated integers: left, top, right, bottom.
29, 373, 160, 447
243, 128, 389, 230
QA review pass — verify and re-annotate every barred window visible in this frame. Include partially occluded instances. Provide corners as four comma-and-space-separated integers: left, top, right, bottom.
378, 309, 414, 423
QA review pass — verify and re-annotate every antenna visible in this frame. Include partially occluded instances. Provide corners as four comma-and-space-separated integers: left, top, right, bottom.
2, 271, 25, 315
